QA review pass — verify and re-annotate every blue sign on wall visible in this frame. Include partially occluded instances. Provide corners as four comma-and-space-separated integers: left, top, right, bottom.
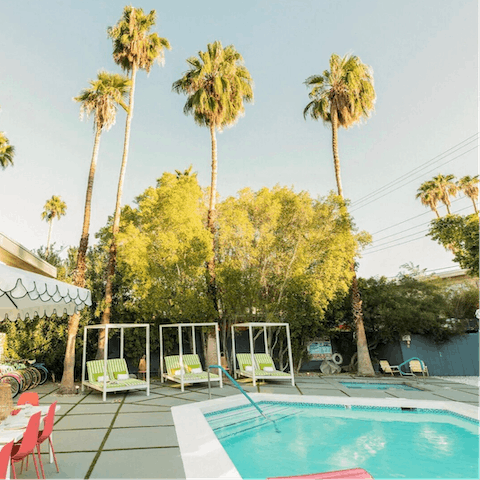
308, 340, 332, 359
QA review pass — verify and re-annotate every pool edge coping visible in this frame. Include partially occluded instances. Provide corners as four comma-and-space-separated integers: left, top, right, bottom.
172, 393, 479, 479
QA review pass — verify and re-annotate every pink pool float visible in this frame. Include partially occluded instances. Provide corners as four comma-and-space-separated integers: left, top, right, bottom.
267, 467, 373, 479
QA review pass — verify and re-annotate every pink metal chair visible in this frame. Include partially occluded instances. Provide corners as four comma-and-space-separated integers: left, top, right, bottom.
36, 401, 59, 478
0, 441, 14, 480
10, 411, 42, 479
11, 392, 40, 416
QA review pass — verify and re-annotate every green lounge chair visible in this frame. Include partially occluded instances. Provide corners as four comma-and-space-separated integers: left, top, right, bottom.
85, 359, 149, 401
255, 353, 292, 378
236, 353, 294, 385
163, 354, 221, 392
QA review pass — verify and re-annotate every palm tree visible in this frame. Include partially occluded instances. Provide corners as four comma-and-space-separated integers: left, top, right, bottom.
0, 132, 15, 169
457, 175, 478, 214
431, 174, 458, 215
97, 6, 170, 358
41, 195, 67, 257
304, 53, 376, 376
173, 41, 254, 310
416, 180, 441, 218
59, 72, 130, 394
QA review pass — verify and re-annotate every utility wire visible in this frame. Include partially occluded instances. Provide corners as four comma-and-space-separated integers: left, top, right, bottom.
362, 235, 428, 255
351, 133, 479, 207
368, 198, 467, 237
367, 204, 473, 245
364, 228, 430, 251
362, 205, 474, 254
350, 146, 478, 212
371, 222, 431, 243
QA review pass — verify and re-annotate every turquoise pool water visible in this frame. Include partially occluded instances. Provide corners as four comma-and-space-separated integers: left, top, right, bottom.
205, 402, 479, 479
340, 381, 422, 391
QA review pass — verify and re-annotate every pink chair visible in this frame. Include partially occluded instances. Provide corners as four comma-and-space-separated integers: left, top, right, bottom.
36, 402, 59, 478
11, 392, 39, 416
10, 411, 41, 479
0, 441, 14, 480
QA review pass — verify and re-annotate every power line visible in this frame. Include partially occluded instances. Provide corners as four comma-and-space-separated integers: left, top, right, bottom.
368, 198, 467, 236
350, 145, 478, 212
351, 133, 479, 207
364, 228, 430, 251
362, 235, 428, 255
367, 204, 473, 246
371, 221, 429, 243
361, 205, 474, 254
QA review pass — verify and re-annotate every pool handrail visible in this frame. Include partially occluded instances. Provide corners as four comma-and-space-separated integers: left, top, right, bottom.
207, 364, 280, 432
397, 357, 426, 377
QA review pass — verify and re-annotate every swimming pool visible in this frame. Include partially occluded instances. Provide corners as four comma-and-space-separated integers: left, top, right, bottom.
172, 394, 479, 479
340, 381, 422, 391
205, 402, 479, 479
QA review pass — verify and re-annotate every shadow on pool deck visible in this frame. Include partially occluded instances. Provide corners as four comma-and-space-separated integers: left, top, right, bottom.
14, 375, 479, 479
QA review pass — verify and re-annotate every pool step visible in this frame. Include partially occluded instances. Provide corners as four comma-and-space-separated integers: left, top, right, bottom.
207, 404, 301, 440
207, 403, 290, 427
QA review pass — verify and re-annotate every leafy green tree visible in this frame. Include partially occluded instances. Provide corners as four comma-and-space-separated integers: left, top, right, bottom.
428, 214, 479, 276
41, 195, 67, 257
58, 72, 130, 394
173, 41, 254, 311
457, 175, 478, 214
304, 53, 376, 375
324, 273, 463, 356
217, 186, 368, 370
442, 281, 479, 323
0, 131, 14, 169
99, 6, 171, 358
114, 170, 214, 324
416, 180, 441, 218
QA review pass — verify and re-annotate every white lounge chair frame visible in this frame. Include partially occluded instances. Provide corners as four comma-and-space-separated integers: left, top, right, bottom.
81, 323, 150, 401
231, 322, 295, 386
159, 322, 223, 392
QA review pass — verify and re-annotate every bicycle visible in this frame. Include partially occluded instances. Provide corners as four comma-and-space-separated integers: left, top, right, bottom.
0, 365, 23, 398
0, 357, 49, 397
27, 360, 49, 385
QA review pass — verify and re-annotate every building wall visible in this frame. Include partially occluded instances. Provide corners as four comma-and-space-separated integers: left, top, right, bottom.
379, 333, 479, 376
399, 333, 479, 376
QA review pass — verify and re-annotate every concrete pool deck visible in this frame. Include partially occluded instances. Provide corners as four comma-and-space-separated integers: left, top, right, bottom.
14, 374, 479, 479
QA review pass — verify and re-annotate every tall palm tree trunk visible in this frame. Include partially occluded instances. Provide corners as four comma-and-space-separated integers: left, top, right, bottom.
77, 128, 102, 285
331, 109, 343, 198
351, 271, 374, 375
59, 128, 102, 394
331, 112, 374, 377
97, 64, 137, 359
207, 123, 218, 309
445, 203, 452, 215
471, 198, 478, 214
45, 220, 53, 257
206, 123, 219, 367
433, 208, 440, 218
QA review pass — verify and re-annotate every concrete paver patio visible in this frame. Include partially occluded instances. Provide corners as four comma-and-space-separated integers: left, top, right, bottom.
11, 374, 479, 479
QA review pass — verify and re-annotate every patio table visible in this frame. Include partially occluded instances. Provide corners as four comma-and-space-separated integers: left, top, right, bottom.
0, 404, 60, 479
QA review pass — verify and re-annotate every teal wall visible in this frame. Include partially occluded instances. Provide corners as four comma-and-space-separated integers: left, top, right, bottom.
397, 333, 479, 376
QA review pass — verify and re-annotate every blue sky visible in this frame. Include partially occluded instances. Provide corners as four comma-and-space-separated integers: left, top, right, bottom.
0, 0, 477, 279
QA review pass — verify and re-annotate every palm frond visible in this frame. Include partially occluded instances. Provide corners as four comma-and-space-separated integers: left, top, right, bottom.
172, 40, 254, 130
304, 53, 375, 129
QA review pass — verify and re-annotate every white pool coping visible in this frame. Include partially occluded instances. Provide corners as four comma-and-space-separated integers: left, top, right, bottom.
172, 393, 479, 479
